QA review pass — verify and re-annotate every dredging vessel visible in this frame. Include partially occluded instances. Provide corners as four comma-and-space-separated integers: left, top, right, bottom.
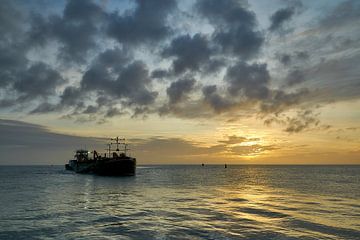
65, 137, 136, 176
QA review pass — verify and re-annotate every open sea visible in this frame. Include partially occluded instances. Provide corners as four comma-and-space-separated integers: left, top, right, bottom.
0, 165, 359, 240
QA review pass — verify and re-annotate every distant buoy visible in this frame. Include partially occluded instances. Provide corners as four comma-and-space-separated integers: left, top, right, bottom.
201, 163, 204, 167
224, 164, 227, 168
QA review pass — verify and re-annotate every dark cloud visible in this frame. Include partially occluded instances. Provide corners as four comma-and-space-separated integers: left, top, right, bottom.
114, 61, 158, 106
13, 62, 65, 100
79, 47, 157, 109
202, 85, 233, 113
60, 86, 83, 107
105, 107, 125, 118
0, 1, 24, 39
107, 0, 176, 45
285, 69, 306, 87
82, 105, 98, 114
0, 99, 16, 108
269, 7, 295, 32
162, 33, 213, 74
295, 51, 309, 60
197, 0, 264, 59
28, 0, 106, 63
167, 78, 196, 104
0, 2, 29, 89
263, 107, 330, 134
63, 0, 105, 22
0, 47, 28, 88
260, 88, 309, 114
201, 58, 227, 74
151, 69, 170, 79
225, 61, 270, 99
279, 54, 292, 66
277, 51, 310, 66
27, 47, 149, 117
82, 60, 157, 106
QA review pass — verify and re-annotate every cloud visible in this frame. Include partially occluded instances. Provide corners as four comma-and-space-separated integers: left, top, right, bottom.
13, 62, 65, 100
269, 7, 295, 32
0, 119, 104, 164
162, 33, 213, 74
260, 88, 310, 115
202, 85, 233, 113
59, 86, 84, 107
166, 78, 196, 104
295, 55, 360, 103
263, 109, 330, 133
218, 135, 260, 145
284, 109, 320, 133
0, 0, 358, 135
28, 47, 156, 118
196, 0, 264, 59
285, 69, 306, 87
81, 49, 157, 106
277, 51, 309, 66
225, 61, 270, 99
28, 0, 106, 63
30, 102, 58, 114
279, 54, 292, 66
0, 2, 29, 89
105, 107, 125, 118
319, 0, 360, 29
107, 0, 176, 45
133, 135, 275, 162
151, 69, 170, 79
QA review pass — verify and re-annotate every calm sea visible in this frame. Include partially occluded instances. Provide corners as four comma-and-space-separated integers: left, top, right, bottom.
0, 165, 359, 240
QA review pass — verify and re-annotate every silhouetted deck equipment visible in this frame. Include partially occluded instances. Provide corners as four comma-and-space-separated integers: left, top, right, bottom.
65, 137, 136, 176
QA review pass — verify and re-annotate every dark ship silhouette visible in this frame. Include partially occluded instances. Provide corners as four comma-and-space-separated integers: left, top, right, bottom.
65, 137, 136, 176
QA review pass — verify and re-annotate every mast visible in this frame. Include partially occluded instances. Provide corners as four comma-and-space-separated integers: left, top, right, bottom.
111, 136, 125, 151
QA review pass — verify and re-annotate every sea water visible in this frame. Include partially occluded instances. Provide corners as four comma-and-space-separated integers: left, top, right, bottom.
0, 165, 359, 239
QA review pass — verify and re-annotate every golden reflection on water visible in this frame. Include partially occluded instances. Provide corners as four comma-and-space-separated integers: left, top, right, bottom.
72, 167, 354, 239
208, 181, 360, 239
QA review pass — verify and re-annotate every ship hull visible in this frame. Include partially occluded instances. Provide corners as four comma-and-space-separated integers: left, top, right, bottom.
95, 158, 136, 176
65, 158, 136, 176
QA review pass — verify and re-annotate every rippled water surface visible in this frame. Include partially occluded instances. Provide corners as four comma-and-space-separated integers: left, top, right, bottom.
0, 165, 359, 239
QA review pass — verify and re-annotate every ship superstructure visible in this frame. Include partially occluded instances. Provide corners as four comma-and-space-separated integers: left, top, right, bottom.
65, 137, 136, 176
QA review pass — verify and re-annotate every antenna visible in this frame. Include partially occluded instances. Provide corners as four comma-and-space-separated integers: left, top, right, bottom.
106, 143, 111, 157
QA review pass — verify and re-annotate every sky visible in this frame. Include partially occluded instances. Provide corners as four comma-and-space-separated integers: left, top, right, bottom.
0, 0, 359, 165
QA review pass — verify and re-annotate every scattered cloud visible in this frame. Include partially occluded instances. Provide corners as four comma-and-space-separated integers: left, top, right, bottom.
162, 33, 213, 75
0, 0, 359, 135
107, 0, 177, 45
196, 0, 264, 59
166, 77, 196, 105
